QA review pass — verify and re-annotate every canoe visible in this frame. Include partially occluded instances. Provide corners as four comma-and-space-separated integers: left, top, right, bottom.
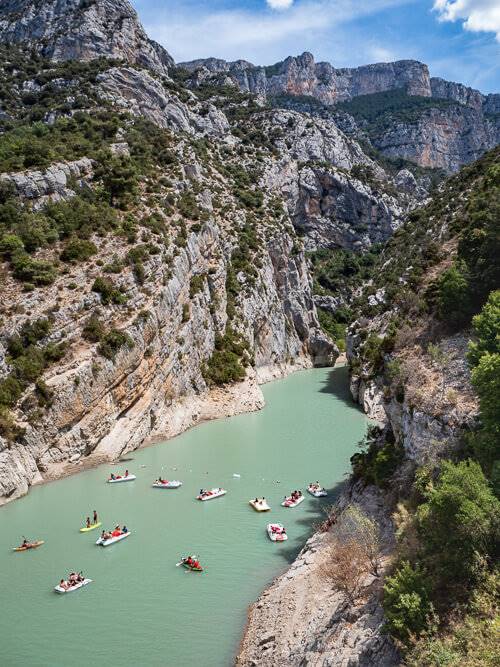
249, 499, 270, 512
13, 540, 44, 552
79, 522, 102, 533
182, 560, 203, 572
107, 475, 136, 483
54, 578, 92, 594
267, 523, 288, 542
96, 531, 131, 547
307, 485, 327, 498
196, 488, 226, 501
281, 495, 305, 508
152, 480, 182, 489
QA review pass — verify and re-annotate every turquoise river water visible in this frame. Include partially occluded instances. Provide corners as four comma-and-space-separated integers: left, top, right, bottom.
0, 366, 367, 667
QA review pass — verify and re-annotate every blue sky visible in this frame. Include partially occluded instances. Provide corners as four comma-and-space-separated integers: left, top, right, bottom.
131, 1, 500, 92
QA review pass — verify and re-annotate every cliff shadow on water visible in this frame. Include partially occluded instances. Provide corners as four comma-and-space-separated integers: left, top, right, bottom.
320, 364, 362, 410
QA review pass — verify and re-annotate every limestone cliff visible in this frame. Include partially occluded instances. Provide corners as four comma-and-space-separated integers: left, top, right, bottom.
0, 0, 173, 75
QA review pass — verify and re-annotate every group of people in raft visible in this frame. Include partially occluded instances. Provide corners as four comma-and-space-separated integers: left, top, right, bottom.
109, 470, 130, 480
285, 490, 303, 502
101, 525, 129, 540
58, 572, 86, 590
182, 556, 201, 569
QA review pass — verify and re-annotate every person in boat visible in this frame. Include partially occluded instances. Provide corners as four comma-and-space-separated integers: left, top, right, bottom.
21, 538, 28, 547
125, 470, 129, 477
93, 510, 98, 524
59, 579, 69, 590
192, 559, 200, 569
122, 525, 128, 533
110, 473, 116, 480
86, 517, 91, 528
255, 497, 259, 504
185, 556, 193, 566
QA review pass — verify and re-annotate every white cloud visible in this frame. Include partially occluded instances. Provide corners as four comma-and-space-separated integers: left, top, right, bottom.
433, 0, 500, 41
267, 0, 295, 9
146, 0, 411, 64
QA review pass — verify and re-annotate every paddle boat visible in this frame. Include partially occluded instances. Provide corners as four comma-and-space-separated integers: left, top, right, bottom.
96, 527, 131, 546
80, 522, 102, 533
281, 492, 305, 508
180, 556, 203, 572
307, 482, 328, 497
107, 471, 136, 483
267, 523, 288, 542
55, 577, 92, 594
249, 498, 270, 512
152, 479, 183, 489
196, 488, 226, 501
13, 540, 44, 552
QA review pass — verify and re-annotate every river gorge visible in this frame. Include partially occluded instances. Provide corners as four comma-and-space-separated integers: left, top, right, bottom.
0, 366, 367, 667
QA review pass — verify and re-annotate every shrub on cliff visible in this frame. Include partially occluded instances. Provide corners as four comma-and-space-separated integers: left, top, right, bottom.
60, 238, 97, 262
98, 329, 134, 361
92, 276, 127, 305
417, 460, 500, 591
383, 561, 435, 644
202, 327, 249, 386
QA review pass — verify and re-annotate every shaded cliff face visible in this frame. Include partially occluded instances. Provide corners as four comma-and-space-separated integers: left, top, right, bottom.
0, 0, 173, 74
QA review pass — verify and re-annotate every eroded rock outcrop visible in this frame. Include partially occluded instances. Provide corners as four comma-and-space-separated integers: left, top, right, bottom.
0, 0, 173, 75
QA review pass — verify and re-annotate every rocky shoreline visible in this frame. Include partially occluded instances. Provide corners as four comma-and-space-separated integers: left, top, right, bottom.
236, 480, 400, 667
1, 358, 317, 505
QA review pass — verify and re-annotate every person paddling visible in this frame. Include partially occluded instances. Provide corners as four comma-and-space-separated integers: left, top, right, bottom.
93, 510, 98, 524
86, 517, 91, 528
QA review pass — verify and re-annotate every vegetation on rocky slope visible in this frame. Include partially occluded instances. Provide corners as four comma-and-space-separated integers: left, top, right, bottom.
347, 147, 500, 664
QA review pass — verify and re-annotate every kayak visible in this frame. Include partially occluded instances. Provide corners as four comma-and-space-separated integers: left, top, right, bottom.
13, 540, 44, 552
307, 485, 328, 498
54, 578, 92, 594
196, 488, 226, 501
249, 499, 271, 512
181, 560, 203, 572
107, 475, 136, 483
152, 480, 182, 489
96, 531, 131, 547
281, 494, 305, 508
267, 523, 288, 542
79, 522, 102, 533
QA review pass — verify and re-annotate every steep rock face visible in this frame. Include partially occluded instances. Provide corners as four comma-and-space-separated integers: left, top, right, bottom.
0, 214, 333, 503
180, 52, 431, 103
0, 0, 173, 75
372, 105, 499, 172
96, 67, 229, 136
258, 110, 410, 250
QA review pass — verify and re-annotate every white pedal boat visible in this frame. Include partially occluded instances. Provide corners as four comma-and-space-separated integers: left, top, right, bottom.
249, 498, 270, 512
196, 488, 227, 501
107, 474, 136, 483
152, 480, 182, 489
267, 523, 288, 542
55, 578, 92, 594
281, 494, 305, 508
96, 531, 131, 547
308, 484, 328, 497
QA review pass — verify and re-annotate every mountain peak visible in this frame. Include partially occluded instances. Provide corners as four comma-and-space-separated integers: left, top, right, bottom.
0, 0, 174, 75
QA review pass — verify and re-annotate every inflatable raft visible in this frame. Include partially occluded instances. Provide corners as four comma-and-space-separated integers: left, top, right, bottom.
267, 523, 288, 542
152, 480, 182, 489
13, 540, 44, 552
79, 522, 102, 533
249, 499, 270, 512
281, 494, 305, 508
55, 578, 92, 594
196, 488, 226, 501
107, 474, 136, 483
307, 484, 327, 497
96, 531, 131, 547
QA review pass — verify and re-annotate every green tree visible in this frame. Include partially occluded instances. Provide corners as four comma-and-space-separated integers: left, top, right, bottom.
435, 261, 472, 328
417, 460, 500, 589
468, 290, 500, 367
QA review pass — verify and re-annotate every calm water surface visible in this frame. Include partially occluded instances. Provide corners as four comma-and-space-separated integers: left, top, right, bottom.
0, 366, 366, 667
